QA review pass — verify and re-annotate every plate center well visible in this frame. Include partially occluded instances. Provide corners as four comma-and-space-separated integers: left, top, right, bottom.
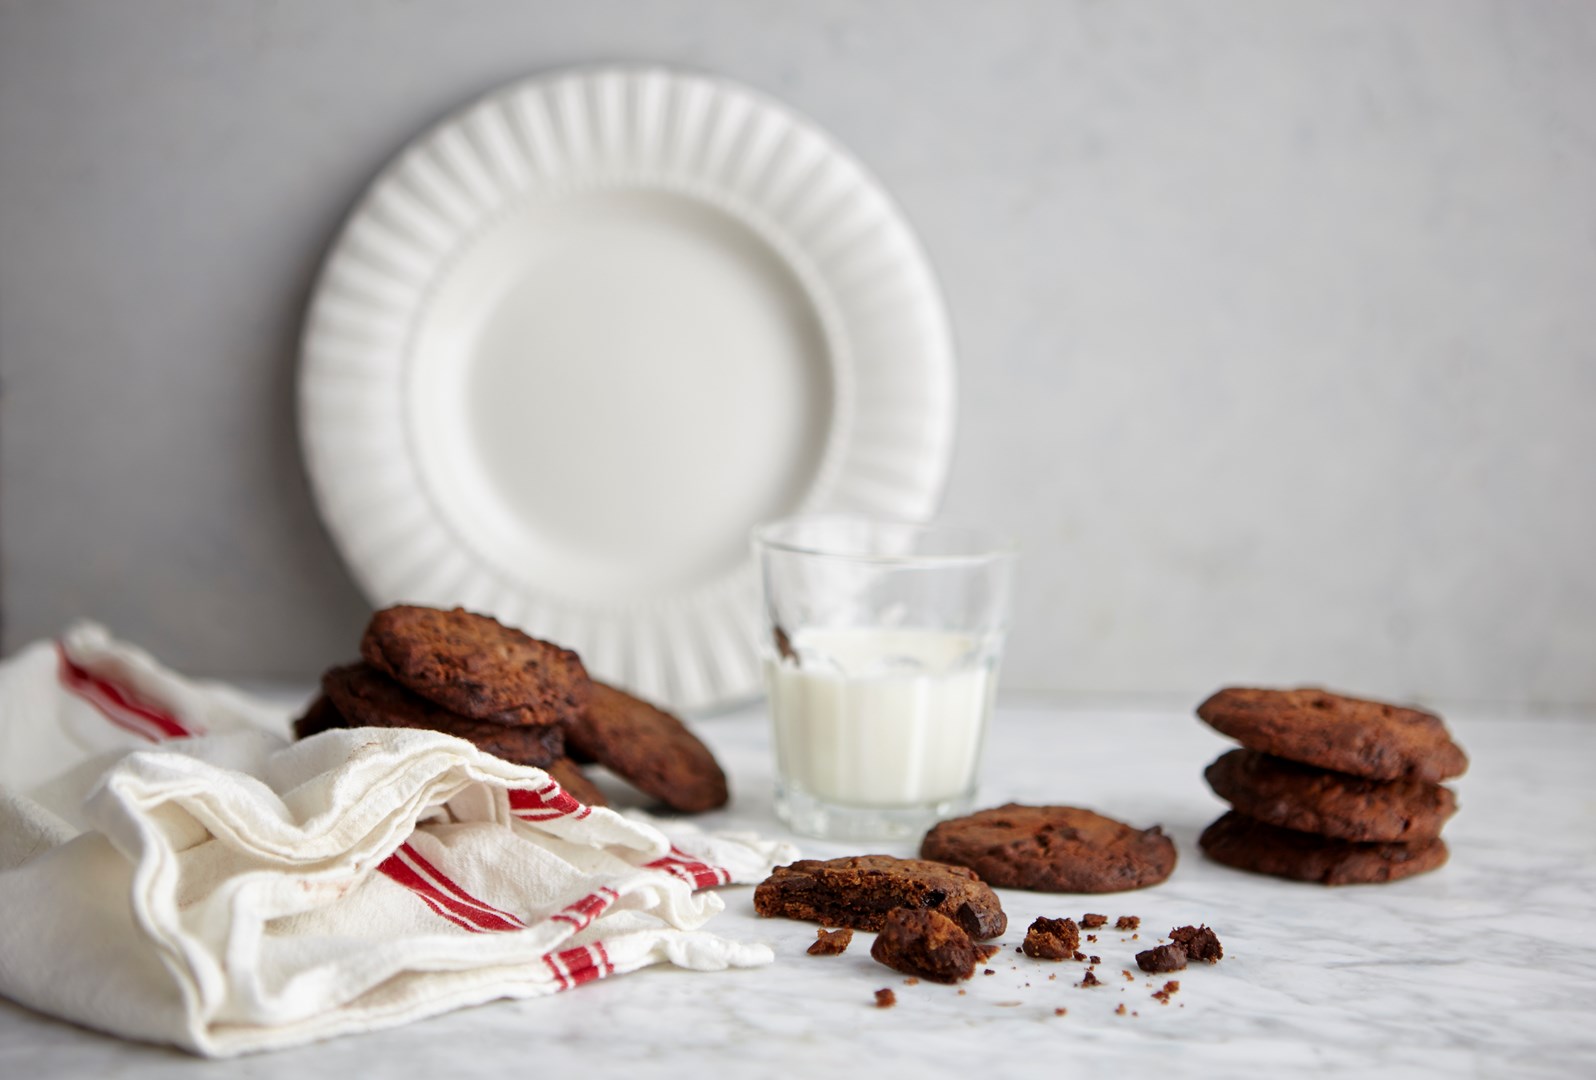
408, 187, 837, 603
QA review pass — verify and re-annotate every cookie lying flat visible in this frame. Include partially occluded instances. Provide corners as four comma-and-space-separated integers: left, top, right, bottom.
1199, 810, 1449, 885
563, 681, 727, 813
321, 662, 565, 768
920, 804, 1177, 893
870, 908, 979, 984
1197, 687, 1467, 783
1205, 748, 1457, 842
753, 855, 1008, 940
361, 605, 590, 726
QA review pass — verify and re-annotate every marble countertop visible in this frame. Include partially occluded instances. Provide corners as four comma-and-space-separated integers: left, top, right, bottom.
2, 699, 1593, 1078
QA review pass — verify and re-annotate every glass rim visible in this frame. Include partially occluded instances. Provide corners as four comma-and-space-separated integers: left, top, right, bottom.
750, 514, 1017, 567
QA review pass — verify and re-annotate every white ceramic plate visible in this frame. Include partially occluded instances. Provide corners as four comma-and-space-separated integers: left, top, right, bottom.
299, 66, 955, 711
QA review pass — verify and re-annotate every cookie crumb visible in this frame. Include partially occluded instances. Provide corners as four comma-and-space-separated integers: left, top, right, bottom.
1022, 916, 1081, 960
904, 977, 919, 986
1086, 934, 1097, 942
1131, 933, 1139, 940
1136, 943, 1189, 974
874, 988, 896, 1008
1115, 1003, 1126, 1016
1121, 970, 1135, 982
808, 928, 853, 956
1073, 950, 1087, 961
1115, 915, 1140, 931
957, 989, 966, 995
1080, 969, 1102, 988
983, 969, 995, 976
1169, 925, 1223, 963
1055, 1007, 1068, 1016
1082, 913, 1107, 929
1152, 980, 1181, 1005
870, 908, 980, 984
975, 944, 1002, 962
1089, 955, 1101, 965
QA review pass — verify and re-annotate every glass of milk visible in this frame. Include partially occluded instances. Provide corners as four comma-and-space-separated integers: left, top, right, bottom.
752, 516, 1015, 840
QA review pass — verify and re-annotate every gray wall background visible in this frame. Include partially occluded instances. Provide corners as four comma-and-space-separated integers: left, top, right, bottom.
2, 0, 1593, 707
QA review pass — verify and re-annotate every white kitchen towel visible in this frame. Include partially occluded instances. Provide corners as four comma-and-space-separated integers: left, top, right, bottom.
0, 623, 795, 1057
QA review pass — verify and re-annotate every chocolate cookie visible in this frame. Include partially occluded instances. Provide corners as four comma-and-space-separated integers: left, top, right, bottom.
361, 605, 590, 725
920, 804, 1177, 893
292, 694, 347, 740
545, 758, 607, 808
870, 908, 979, 984
563, 681, 727, 813
322, 662, 565, 768
1204, 748, 1457, 842
1197, 687, 1468, 783
753, 855, 1008, 940
1198, 810, 1450, 885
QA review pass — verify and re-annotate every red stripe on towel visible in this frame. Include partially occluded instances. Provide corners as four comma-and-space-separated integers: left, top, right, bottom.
56, 645, 195, 740
644, 846, 732, 890
376, 844, 521, 933
509, 780, 591, 822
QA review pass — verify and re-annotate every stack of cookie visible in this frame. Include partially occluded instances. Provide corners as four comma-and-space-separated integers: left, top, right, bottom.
296, 605, 728, 813
1195, 688, 1467, 885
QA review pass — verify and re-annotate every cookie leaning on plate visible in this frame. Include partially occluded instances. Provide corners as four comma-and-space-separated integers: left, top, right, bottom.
361, 605, 591, 726
1196, 687, 1467, 783
564, 681, 728, 813
920, 804, 1177, 893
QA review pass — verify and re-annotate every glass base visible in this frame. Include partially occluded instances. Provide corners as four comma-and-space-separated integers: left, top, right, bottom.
774, 781, 975, 842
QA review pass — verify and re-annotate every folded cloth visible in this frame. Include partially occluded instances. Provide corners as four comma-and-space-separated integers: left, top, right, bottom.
0, 623, 795, 1056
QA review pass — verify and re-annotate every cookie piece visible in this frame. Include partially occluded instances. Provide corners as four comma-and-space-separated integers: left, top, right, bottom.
361, 605, 590, 725
1135, 944, 1188, 973
563, 681, 727, 813
754, 855, 1007, 940
545, 758, 607, 808
920, 804, 1177, 893
292, 694, 347, 740
1199, 810, 1450, 885
1197, 687, 1467, 783
870, 908, 979, 984
322, 662, 565, 768
1022, 916, 1080, 960
808, 928, 854, 956
1168, 924, 1222, 963
1205, 748, 1456, 842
